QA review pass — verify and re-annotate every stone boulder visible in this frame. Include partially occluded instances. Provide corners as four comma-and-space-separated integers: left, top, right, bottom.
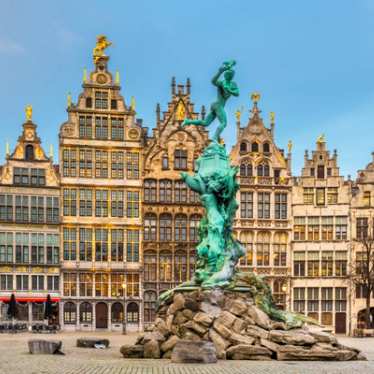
247, 305, 271, 330
76, 337, 110, 348
160, 335, 180, 352
171, 340, 217, 363
143, 339, 160, 359
226, 344, 272, 360
28, 340, 63, 355
120, 344, 144, 358
269, 330, 316, 345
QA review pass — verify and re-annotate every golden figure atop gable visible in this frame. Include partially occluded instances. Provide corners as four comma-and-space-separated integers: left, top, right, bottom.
25, 104, 32, 121
93, 35, 112, 63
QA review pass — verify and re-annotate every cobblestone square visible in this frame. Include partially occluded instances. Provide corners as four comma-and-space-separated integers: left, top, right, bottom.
0, 332, 373, 374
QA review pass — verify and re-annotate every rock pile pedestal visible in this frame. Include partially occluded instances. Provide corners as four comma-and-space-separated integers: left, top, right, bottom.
120, 288, 365, 361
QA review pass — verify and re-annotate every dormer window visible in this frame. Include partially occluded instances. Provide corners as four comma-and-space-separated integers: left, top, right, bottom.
111, 99, 117, 110
95, 91, 108, 109
310, 168, 315, 177
257, 162, 270, 177
25, 145, 34, 161
86, 97, 92, 108
162, 153, 169, 170
263, 142, 270, 153
317, 165, 325, 179
174, 149, 187, 170
327, 168, 332, 177
251, 142, 259, 152
240, 142, 247, 153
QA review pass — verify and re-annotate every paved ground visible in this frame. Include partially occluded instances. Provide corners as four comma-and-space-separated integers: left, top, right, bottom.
0, 332, 374, 374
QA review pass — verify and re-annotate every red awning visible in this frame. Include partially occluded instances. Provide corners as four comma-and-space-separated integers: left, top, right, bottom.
0, 297, 60, 302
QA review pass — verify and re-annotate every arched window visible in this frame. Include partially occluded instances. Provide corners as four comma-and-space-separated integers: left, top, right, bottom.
175, 180, 188, 203
174, 251, 187, 283
63, 302, 76, 324
256, 232, 270, 266
162, 153, 169, 170
111, 302, 124, 323
144, 251, 157, 282
251, 142, 259, 153
159, 251, 172, 282
80, 302, 92, 323
239, 231, 253, 267
263, 142, 270, 153
175, 214, 187, 241
257, 162, 270, 177
126, 302, 139, 323
240, 142, 248, 153
274, 232, 287, 267
159, 179, 172, 203
174, 149, 187, 170
190, 214, 201, 242
25, 145, 34, 161
240, 163, 253, 177
189, 251, 196, 280
159, 213, 172, 241
144, 213, 157, 241
144, 179, 157, 202
144, 291, 157, 323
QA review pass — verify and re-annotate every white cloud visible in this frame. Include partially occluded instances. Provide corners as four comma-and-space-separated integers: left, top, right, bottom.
0, 37, 25, 55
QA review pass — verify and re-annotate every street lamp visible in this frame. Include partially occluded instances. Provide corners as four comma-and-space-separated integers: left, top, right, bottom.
121, 283, 126, 335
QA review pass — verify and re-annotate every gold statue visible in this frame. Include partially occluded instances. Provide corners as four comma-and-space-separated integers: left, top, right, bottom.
115, 71, 120, 85
270, 111, 275, 124
83, 68, 87, 83
317, 134, 325, 144
235, 109, 241, 121
287, 140, 293, 153
93, 35, 112, 63
5, 141, 10, 156
67, 92, 72, 108
130, 96, 136, 111
176, 101, 185, 121
251, 92, 261, 104
25, 104, 32, 121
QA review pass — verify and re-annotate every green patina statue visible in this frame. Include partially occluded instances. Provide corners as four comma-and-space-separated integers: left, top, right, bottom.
159, 61, 317, 329
182, 60, 239, 142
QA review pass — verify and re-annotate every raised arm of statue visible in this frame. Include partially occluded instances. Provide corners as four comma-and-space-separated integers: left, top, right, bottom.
181, 172, 206, 194
211, 67, 225, 87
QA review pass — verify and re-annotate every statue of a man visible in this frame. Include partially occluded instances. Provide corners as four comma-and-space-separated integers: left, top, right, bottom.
182, 61, 239, 142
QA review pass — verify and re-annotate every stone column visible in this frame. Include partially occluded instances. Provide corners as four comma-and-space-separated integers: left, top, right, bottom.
59, 301, 64, 330
92, 302, 96, 331
76, 302, 80, 331
108, 302, 111, 331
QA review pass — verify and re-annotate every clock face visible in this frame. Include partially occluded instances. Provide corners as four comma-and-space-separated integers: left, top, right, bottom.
128, 128, 139, 140
25, 130, 34, 140
96, 73, 108, 84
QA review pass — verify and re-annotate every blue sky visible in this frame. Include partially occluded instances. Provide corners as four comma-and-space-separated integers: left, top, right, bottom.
1, 0, 374, 177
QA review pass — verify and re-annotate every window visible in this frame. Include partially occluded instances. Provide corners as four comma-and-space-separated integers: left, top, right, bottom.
127, 191, 139, 218
144, 251, 157, 282
256, 232, 270, 266
175, 214, 187, 241
127, 152, 139, 179
317, 165, 325, 179
159, 251, 172, 282
321, 251, 333, 276
46, 197, 59, 224
174, 149, 187, 170
13, 167, 29, 185
321, 216, 333, 240
240, 192, 253, 218
16, 275, 28, 290
293, 288, 305, 313
62, 149, 77, 177
95, 190, 108, 217
46, 234, 59, 264
31, 233, 44, 264
275, 193, 287, 219
356, 283, 368, 299
111, 274, 125, 297
63, 189, 77, 216
251, 142, 259, 152
0, 274, 12, 290
327, 168, 332, 176
294, 217, 306, 241
79, 116, 92, 138
79, 149, 93, 178
126, 302, 139, 323
310, 168, 315, 177
80, 302, 93, 323
190, 214, 200, 242
240, 142, 247, 153
335, 251, 347, 276
15, 233, 29, 263
127, 229, 139, 262
126, 274, 139, 297
240, 163, 252, 177
111, 99, 117, 110
79, 189, 92, 217
95, 273, 109, 296
160, 214, 172, 241
144, 291, 157, 323
95, 91, 108, 109
263, 142, 270, 153
144, 179, 157, 202
293, 251, 305, 276
159, 180, 172, 203
273, 279, 286, 308
0, 232, 13, 263
335, 288, 347, 312
327, 188, 338, 204
144, 213, 157, 241
175, 251, 187, 283
363, 191, 371, 206
64, 302, 76, 324
273, 232, 287, 266
307, 287, 319, 313
95, 150, 108, 178
79, 273, 93, 297
308, 216, 320, 241
0, 194, 13, 222
95, 229, 108, 262
162, 153, 169, 170
111, 190, 124, 217
239, 232, 253, 266
257, 162, 270, 177
30, 169, 45, 186
356, 217, 368, 239
111, 302, 123, 323
30, 196, 44, 224
111, 152, 124, 179
111, 118, 124, 140
189, 251, 195, 280
316, 188, 325, 205
63, 228, 76, 261
189, 189, 200, 204
303, 188, 314, 205
25, 144, 34, 161
47, 275, 59, 291
321, 287, 333, 325
15, 195, 29, 222
307, 251, 319, 276
85, 97, 92, 108
31, 275, 44, 290
79, 228, 92, 261
174, 180, 188, 203
335, 216, 348, 240
258, 192, 270, 219
111, 229, 124, 262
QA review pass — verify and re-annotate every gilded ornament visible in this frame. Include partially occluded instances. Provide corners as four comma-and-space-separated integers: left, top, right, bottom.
176, 101, 186, 121
287, 140, 293, 153
25, 104, 32, 121
251, 92, 261, 104
317, 134, 325, 144
93, 35, 112, 63
270, 111, 275, 124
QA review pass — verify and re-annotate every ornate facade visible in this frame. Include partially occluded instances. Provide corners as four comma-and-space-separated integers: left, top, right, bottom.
231, 96, 292, 310
59, 47, 144, 331
142, 79, 208, 325
0, 113, 60, 324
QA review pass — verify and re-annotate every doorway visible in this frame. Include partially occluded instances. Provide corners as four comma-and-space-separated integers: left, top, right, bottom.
95, 302, 108, 329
